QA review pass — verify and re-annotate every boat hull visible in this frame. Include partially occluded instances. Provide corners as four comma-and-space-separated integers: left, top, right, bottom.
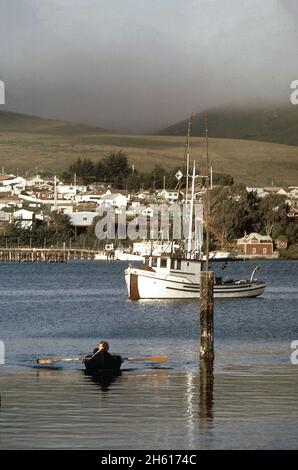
84, 354, 123, 374
125, 267, 266, 300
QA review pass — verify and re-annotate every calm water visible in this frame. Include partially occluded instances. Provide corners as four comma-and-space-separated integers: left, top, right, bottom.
0, 259, 297, 449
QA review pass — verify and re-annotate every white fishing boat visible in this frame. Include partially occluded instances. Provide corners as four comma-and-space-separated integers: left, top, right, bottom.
125, 256, 266, 300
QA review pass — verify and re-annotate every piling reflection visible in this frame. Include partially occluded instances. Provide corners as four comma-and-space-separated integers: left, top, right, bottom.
199, 358, 214, 420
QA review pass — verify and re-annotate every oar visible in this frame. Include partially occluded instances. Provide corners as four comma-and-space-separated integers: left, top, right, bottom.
37, 354, 168, 365
123, 355, 168, 363
37, 356, 84, 364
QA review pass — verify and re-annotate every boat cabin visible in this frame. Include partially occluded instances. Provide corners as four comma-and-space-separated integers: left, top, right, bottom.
148, 256, 201, 275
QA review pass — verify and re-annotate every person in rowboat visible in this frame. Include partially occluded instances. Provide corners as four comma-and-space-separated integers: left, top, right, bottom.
83, 340, 123, 374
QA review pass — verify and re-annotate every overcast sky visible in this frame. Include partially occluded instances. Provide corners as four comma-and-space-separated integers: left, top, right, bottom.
0, 0, 297, 132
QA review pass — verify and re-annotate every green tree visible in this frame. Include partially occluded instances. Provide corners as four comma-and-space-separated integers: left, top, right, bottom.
62, 157, 96, 184
49, 211, 73, 239
212, 173, 234, 186
209, 184, 259, 246
285, 222, 298, 246
101, 150, 132, 188
62, 151, 134, 188
141, 165, 167, 190
258, 194, 289, 236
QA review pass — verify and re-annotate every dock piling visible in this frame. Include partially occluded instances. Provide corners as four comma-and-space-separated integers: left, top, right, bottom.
0, 248, 99, 263
200, 271, 215, 361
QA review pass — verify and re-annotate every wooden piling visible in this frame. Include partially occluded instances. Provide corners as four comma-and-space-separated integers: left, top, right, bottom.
200, 271, 214, 361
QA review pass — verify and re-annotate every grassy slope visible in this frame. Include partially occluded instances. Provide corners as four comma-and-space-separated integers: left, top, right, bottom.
159, 105, 298, 146
0, 111, 297, 186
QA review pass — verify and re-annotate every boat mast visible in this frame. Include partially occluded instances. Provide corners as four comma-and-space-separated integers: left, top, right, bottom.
205, 113, 210, 271
187, 161, 196, 257
185, 114, 192, 203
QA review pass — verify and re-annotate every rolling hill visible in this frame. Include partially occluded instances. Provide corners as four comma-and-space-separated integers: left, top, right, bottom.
158, 105, 298, 147
0, 110, 297, 186
0, 110, 110, 136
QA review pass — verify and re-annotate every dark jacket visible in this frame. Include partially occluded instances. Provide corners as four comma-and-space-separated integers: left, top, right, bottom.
83, 348, 122, 373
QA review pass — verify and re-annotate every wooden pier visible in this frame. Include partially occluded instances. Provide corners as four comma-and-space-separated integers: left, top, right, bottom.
0, 248, 100, 263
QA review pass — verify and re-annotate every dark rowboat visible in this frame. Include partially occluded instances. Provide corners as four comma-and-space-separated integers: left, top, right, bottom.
83, 351, 123, 375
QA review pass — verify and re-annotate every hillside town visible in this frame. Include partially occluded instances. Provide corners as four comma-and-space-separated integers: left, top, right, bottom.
0, 168, 297, 258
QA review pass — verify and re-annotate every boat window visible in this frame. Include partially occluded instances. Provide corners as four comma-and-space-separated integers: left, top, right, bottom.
151, 257, 158, 267
171, 259, 175, 269
160, 258, 167, 268
176, 260, 181, 270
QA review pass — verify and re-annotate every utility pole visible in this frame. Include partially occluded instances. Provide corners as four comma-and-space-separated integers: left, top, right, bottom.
54, 175, 58, 211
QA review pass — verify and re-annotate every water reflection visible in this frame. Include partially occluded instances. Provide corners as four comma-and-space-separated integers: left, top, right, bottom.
199, 359, 214, 420
1, 363, 298, 449
84, 370, 122, 391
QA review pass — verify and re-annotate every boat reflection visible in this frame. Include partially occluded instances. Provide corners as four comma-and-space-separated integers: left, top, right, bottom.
83, 369, 122, 391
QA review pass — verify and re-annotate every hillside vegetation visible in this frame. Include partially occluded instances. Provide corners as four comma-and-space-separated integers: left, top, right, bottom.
0, 110, 297, 186
159, 105, 298, 146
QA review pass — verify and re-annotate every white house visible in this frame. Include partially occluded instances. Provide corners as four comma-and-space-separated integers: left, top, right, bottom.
57, 185, 88, 199
0, 176, 26, 196
288, 188, 298, 208
156, 189, 182, 202
0, 211, 11, 222
12, 209, 35, 229
0, 185, 12, 194
288, 187, 298, 199
1, 176, 27, 187
26, 175, 46, 187
0, 174, 16, 183
50, 204, 74, 215
98, 192, 128, 209
69, 211, 98, 227
75, 194, 103, 204
246, 187, 269, 198
136, 191, 150, 200
277, 188, 289, 197
0, 198, 23, 210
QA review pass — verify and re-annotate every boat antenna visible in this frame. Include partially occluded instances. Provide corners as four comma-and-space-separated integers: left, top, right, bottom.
205, 113, 210, 272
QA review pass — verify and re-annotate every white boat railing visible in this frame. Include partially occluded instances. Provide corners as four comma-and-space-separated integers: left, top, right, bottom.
250, 265, 260, 282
